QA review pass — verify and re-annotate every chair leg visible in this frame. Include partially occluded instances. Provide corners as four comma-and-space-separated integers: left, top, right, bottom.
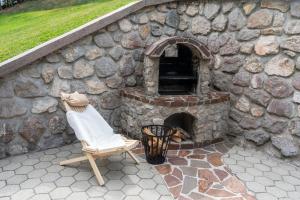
127, 150, 140, 164
86, 153, 105, 186
60, 156, 88, 166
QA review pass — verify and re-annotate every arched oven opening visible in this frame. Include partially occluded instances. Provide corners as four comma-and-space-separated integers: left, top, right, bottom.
158, 44, 198, 95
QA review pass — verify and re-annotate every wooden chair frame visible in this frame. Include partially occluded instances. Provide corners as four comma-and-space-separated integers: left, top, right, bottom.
60, 101, 139, 186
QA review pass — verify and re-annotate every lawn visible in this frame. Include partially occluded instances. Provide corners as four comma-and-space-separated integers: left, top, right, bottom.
0, 0, 136, 63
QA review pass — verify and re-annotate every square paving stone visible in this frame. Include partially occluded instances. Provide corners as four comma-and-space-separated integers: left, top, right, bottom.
11, 189, 34, 200
282, 175, 300, 185
275, 181, 295, 192
20, 178, 41, 189
86, 186, 107, 197
22, 159, 39, 166
255, 177, 274, 186
104, 191, 125, 200
28, 169, 47, 178
122, 185, 142, 195
0, 171, 14, 180
106, 180, 125, 190
256, 193, 277, 200
121, 175, 141, 184
49, 187, 72, 199
288, 191, 300, 199
246, 182, 266, 193
66, 192, 89, 200
124, 196, 143, 200
60, 168, 78, 177
105, 170, 125, 180
7, 175, 27, 185
138, 179, 157, 189
139, 190, 160, 200
266, 186, 287, 198
70, 180, 91, 192
30, 194, 51, 200
0, 185, 20, 197
264, 171, 282, 181
137, 170, 155, 179
15, 166, 34, 175
55, 177, 75, 186
3, 163, 21, 171
41, 173, 61, 182
34, 183, 56, 194
74, 171, 93, 181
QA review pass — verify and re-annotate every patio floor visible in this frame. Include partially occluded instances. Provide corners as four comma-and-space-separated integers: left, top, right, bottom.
0, 143, 172, 200
0, 142, 299, 200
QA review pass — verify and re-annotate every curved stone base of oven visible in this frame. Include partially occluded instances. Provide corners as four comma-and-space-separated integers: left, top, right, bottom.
120, 87, 230, 145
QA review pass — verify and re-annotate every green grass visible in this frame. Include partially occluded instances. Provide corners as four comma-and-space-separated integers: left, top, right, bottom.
0, 0, 135, 62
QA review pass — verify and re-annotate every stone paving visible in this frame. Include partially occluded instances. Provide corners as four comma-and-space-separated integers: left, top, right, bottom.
0, 142, 173, 200
224, 146, 300, 200
147, 142, 256, 200
2, 141, 300, 200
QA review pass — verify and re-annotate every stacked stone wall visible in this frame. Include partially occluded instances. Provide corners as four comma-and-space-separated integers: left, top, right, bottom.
0, 0, 300, 162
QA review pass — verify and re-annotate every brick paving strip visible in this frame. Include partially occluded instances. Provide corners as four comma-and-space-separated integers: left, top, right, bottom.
133, 142, 256, 200
224, 146, 300, 200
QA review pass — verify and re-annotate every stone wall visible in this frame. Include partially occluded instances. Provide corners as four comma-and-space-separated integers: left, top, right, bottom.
1, 0, 300, 162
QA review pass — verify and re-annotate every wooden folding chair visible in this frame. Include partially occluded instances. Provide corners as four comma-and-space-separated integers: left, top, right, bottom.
60, 99, 139, 186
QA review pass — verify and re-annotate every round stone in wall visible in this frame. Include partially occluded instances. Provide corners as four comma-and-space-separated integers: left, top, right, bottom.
19, 117, 45, 144
73, 59, 94, 79
243, 55, 263, 73
119, 55, 135, 77
267, 99, 294, 119
185, 4, 199, 17
292, 75, 300, 90
41, 65, 55, 84
235, 96, 250, 113
284, 20, 300, 35
265, 54, 295, 77
49, 115, 67, 134
31, 97, 58, 114
57, 65, 73, 79
212, 14, 228, 32
247, 9, 273, 29
99, 91, 121, 110
165, 10, 179, 28
94, 57, 118, 78
191, 16, 211, 35
254, 36, 279, 56
228, 8, 246, 31
121, 32, 144, 49
204, 2, 220, 20
85, 78, 108, 95
84, 45, 104, 60
280, 36, 300, 53
264, 77, 293, 98
94, 33, 115, 48
271, 136, 299, 157
291, 1, 300, 18
245, 130, 270, 146
118, 18, 132, 33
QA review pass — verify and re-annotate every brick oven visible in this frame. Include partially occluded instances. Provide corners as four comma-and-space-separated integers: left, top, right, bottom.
120, 36, 230, 147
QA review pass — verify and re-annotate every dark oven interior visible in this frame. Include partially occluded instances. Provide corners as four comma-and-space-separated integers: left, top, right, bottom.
158, 44, 198, 95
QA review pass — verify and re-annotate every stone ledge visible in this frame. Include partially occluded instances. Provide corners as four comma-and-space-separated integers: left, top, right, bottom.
120, 87, 230, 107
